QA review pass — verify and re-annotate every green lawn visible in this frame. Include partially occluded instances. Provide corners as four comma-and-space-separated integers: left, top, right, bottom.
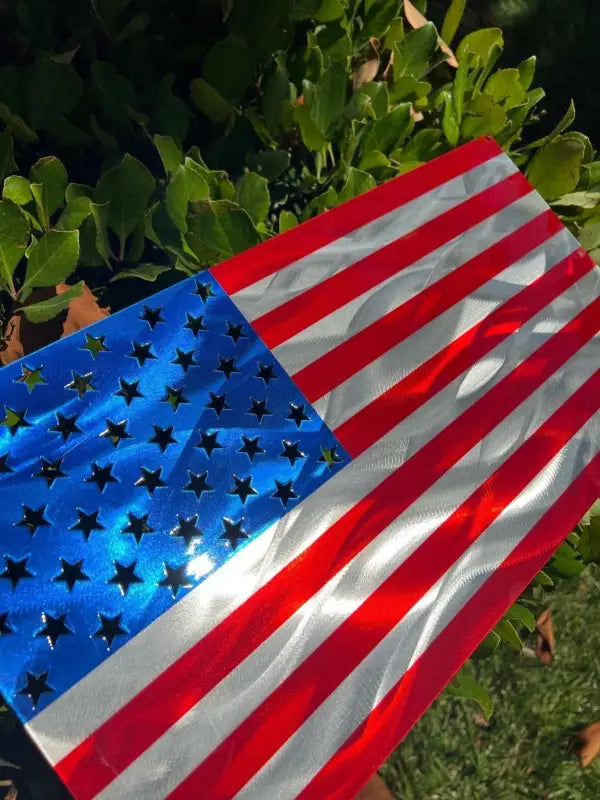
381, 567, 600, 799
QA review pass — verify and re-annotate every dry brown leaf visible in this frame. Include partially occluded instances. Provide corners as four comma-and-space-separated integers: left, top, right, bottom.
0, 779, 17, 800
353, 59, 380, 89
535, 608, 555, 665
355, 774, 393, 800
0, 283, 109, 366
58, 281, 109, 335
410, 106, 424, 122
578, 722, 600, 767
403, 0, 459, 68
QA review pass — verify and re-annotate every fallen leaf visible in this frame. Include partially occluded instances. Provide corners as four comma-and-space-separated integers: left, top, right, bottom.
578, 722, 600, 767
535, 608, 555, 665
58, 281, 110, 335
403, 0, 459, 68
353, 59, 380, 89
355, 774, 393, 800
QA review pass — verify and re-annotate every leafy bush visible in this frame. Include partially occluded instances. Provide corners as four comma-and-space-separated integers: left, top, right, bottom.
2, 1, 600, 790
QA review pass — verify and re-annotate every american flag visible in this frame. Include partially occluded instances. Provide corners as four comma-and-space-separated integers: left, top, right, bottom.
1, 135, 600, 799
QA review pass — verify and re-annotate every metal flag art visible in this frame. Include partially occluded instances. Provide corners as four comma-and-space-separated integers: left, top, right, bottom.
1, 135, 600, 799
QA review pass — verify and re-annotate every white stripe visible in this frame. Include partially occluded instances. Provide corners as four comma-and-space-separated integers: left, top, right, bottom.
97, 333, 600, 799
273, 190, 548, 374
233, 155, 518, 322
27, 269, 597, 765
238, 413, 600, 799
313, 227, 584, 426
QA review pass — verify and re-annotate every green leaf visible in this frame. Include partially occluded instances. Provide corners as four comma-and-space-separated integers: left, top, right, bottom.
550, 541, 585, 578
3, 176, 32, 206
441, 0, 466, 46
532, 569, 554, 587
90, 202, 111, 264
362, 103, 413, 156
461, 93, 508, 140
390, 76, 431, 104
526, 135, 585, 201
0, 103, 37, 142
579, 516, 600, 563
111, 264, 171, 282
517, 56, 537, 91
362, 0, 398, 39
485, 68, 527, 109
279, 210, 299, 233
66, 183, 93, 202
236, 172, 270, 225
247, 150, 291, 181
295, 104, 327, 151
22, 281, 84, 322
29, 156, 68, 228
442, 92, 459, 146
447, 667, 493, 719
337, 168, 376, 203
314, 0, 345, 21
203, 34, 254, 105
472, 630, 501, 659
308, 62, 348, 136
186, 201, 260, 264
22, 229, 79, 291
503, 603, 536, 632
553, 191, 600, 209
151, 74, 190, 145
523, 99, 576, 151
452, 51, 470, 123
493, 619, 522, 652
0, 199, 29, 293
402, 128, 443, 162
166, 158, 210, 232
356, 82, 389, 118
0, 131, 16, 181
57, 196, 92, 231
262, 69, 295, 133
190, 78, 235, 124
457, 28, 503, 68
393, 23, 438, 82
95, 154, 155, 255
154, 135, 182, 175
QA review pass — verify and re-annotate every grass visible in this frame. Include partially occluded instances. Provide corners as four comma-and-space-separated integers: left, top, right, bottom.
381, 567, 600, 799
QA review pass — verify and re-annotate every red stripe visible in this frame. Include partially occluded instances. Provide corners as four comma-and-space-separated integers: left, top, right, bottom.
293, 194, 553, 404
57, 295, 600, 800
169, 367, 600, 799
297, 452, 600, 800
211, 137, 500, 295
337, 246, 593, 457
255, 171, 530, 349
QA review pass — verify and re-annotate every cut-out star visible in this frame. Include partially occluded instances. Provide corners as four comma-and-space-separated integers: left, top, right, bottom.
216, 356, 239, 380
319, 445, 344, 469
159, 562, 192, 598
0, 556, 33, 589
100, 418, 131, 448
70, 508, 104, 541
238, 435, 265, 462
287, 402, 310, 428
172, 348, 199, 373
0, 453, 12, 473
122, 511, 154, 543
194, 281, 215, 303
108, 561, 143, 595
93, 613, 127, 650
224, 321, 246, 344
114, 377, 143, 406
162, 385, 189, 412
53, 558, 89, 591
128, 341, 156, 367
170, 514, 203, 547
50, 412, 81, 442
81, 334, 109, 359
135, 466, 166, 496
85, 462, 118, 492
18, 671, 53, 708
0, 612, 14, 635
184, 471, 213, 500
66, 371, 95, 398
196, 431, 222, 457
248, 398, 272, 423
17, 505, 50, 535
184, 312, 207, 336
205, 392, 230, 417
255, 362, 277, 385
149, 424, 177, 453
36, 612, 72, 648
140, 305, 165, 329
271, 479, 298, 507
15, 364, 46, 393
220, 517, 248, 549
280, 440, 306, 467
1, 407, 31, 436
229, 475, 258, 504
35, 457, 66, 487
